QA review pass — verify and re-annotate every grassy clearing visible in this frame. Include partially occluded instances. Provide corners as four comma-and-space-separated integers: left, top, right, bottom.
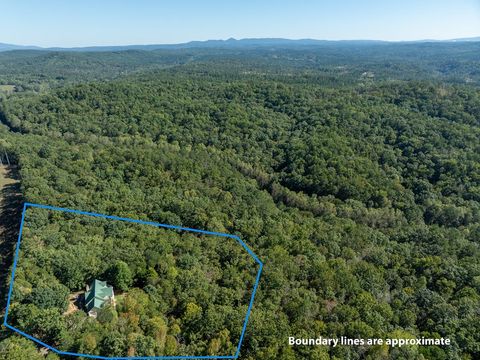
0, 85, 16, 93
0, 165, 18, 188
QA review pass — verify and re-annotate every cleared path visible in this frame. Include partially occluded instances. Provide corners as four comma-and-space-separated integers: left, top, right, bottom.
0, 165, 22, 312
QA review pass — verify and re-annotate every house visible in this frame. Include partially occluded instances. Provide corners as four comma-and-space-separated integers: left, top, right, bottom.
84, 279, 115, 318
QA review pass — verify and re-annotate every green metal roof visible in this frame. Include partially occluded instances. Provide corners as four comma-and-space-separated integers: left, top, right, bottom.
85, 279, 114, 312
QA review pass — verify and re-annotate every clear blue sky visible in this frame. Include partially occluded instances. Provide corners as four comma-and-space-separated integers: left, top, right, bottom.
2, 0, 480, 47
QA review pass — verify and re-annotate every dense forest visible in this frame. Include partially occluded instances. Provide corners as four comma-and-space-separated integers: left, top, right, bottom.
9, 206, 257, 357
1, 41, 480, 91
0, 42, 479, 359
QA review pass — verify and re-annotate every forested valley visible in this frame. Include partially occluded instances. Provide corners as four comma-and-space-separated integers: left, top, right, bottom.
0, 42, 479, 359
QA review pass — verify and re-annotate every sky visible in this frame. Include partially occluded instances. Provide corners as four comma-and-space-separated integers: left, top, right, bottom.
1, 0, 480, 47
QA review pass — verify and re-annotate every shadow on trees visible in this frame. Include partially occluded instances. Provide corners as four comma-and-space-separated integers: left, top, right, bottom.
0, 166, 24, 315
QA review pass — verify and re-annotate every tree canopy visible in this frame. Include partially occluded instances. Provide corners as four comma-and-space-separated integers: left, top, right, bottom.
0, 43, 479, 359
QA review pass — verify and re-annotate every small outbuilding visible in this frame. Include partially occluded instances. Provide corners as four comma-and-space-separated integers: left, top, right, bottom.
84, 279, 115, 318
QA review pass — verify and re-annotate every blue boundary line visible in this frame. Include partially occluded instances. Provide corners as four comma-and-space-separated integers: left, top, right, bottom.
3, 203, 26, 324
3, 202, 264, 360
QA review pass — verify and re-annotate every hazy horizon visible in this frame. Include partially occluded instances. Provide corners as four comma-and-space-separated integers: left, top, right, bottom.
2, 0, 479, 47
2, 35, 480, 50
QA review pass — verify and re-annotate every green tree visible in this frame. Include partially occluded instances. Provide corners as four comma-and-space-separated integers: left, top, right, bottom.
101, 331, 127, 357
0, 337, 44, 360
107, 260, 133, 291
27, 284, 69, 312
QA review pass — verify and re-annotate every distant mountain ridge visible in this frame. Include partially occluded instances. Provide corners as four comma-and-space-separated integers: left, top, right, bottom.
451, 36, 480, 42
1, 37, 480, 52
0, 43, 42, 51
